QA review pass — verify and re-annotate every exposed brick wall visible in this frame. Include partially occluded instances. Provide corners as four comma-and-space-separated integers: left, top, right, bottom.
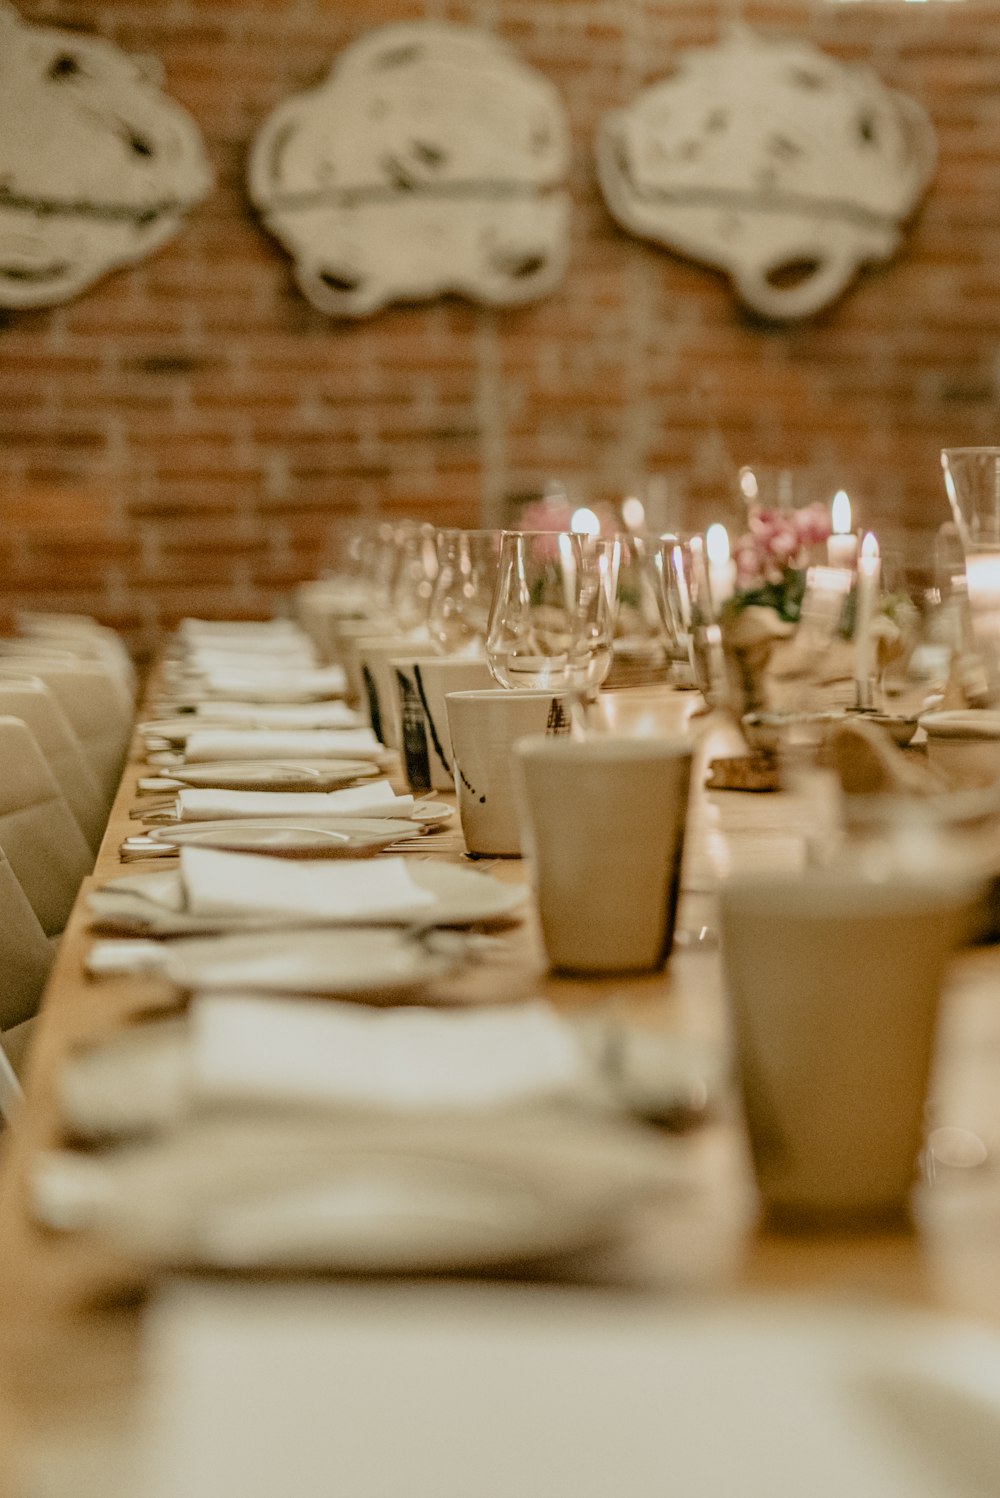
1, 0, 998, 656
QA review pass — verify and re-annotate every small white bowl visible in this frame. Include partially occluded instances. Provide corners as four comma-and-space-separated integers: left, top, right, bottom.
918, 710, 1000, 784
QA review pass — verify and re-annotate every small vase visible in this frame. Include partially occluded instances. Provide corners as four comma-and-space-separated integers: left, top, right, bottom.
720, 605, 795, 720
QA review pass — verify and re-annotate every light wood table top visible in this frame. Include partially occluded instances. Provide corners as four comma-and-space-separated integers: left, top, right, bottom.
3, 683, 1000, 1490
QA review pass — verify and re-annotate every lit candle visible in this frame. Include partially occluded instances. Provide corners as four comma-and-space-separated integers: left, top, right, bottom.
827, 490, 859, 570
570, 507, 601, 538
621, 495, 646, 533
706, 523, 736, 613
965, 552, 1000, 615
965, 551, 1000, 683
853, 532, 881, 710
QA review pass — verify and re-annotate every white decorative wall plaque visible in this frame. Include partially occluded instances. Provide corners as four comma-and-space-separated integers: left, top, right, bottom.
595, 29, 937, 321
248, 22, 570, 316
0, 2, 212, 308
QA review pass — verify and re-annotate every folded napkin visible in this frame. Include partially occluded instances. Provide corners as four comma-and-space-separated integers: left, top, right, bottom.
179, 619, 306, 645
190, 702, 362, 730
180, 849, 435, 920
183, 728, 381, 764
189, 995, 586, 1110
193, 665, 348, 702
187, 646, 319, 671
175, 782, 414, 821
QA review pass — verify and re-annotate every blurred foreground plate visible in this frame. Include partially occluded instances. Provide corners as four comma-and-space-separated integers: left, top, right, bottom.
131, 1284, 1000, 1498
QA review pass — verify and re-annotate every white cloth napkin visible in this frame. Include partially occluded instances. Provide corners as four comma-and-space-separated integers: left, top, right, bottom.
183, 729, 381, 763
187, 645, 319, 671
174, 783, 414, 821
180, 849, 435, 921
191, 996, 586, 1111
178, 620, 307, 651
192, 666, 348, 702
190, 702, 362, 730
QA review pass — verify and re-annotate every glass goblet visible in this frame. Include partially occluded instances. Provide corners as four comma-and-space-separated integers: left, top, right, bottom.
427, 529, 501, 657
485, 530, 621, 728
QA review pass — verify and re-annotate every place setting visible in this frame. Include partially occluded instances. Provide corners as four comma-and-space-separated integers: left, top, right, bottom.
33, 993, 698, 1278
88, 844, 527, 937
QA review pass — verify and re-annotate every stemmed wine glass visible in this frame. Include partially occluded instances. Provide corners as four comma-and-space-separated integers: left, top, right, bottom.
485, 530, 621, 731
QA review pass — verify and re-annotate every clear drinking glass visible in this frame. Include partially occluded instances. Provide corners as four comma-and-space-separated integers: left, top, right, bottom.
941, 448, 1000, 700
388, 521, 439, 634
427, 529, 501, 656
485, 530, 621, 701
651, 535, 727, 702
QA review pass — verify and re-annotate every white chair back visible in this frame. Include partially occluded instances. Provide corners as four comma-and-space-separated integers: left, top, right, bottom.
0, 846, 52, 1033
0, 717, 93, 935
0, 678, 106, 853
13, 615, 137, 695
0, 662, 132, 803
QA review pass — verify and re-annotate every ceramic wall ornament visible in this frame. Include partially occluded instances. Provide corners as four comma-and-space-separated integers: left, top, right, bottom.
248, 22, 571, 317
0, 2, 212, 309
595, 28, 937, 322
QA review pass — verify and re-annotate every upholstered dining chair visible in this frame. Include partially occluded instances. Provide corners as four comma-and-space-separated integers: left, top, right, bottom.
0, 716, 93, 937
0, 637, 135, 715
0, 661, 132, 805
0, 678, 107, 854
0, 847, 55, 1113
11, 617, 138, 698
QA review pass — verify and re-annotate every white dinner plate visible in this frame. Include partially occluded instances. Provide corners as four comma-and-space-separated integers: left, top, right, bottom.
143, 818, 423, 857
136, 800, 452, 829
87, 859, 524, 936
33, 1108, 670, 1274
138, 713, 366, 744
155, 762, 382, 792
83, 927, 464, 1001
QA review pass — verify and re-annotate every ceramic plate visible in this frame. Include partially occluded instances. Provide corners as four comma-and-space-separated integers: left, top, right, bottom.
127, 1288, 1000, 1498
139, 714, 365, 744
154, 762, 382, 793
87, 859, 524, 936
83, 927, 463, 1001
146, 746, 394, 770
32, 1108, 668, 1273
144, 818, 423, 858
136, 801, 452, 829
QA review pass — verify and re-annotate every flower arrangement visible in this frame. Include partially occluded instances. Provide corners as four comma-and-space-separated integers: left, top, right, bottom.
728, 501, 832, 624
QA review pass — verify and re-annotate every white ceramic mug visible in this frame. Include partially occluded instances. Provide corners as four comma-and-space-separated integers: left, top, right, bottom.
446, 689, 571, 856
718, 869, 976, 1229
392, 656, 495, 793
357, 636, 435, 748
514, 735, 694, 973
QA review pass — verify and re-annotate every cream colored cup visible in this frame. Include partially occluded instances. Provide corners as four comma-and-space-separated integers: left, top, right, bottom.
327, 619, 398, 703
514, 735, 694, 973
391, 655, 495, 793
718, 870, 975, 1229
918, 709, 1000, 786
446, 689, 571, 856
357, 636, 436, 748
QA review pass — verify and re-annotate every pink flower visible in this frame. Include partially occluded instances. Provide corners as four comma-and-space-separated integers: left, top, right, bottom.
792, 502, 833, 546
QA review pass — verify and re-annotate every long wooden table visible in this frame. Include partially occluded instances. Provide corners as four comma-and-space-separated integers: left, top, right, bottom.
4, 684, 1000, 1491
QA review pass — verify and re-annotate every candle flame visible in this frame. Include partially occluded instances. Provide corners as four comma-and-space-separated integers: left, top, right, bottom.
831, 490, 851, 535
621, 496, 645, 531
706, 523, 730, 566
861, 531, 879, 561
570, 507, 601, 538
